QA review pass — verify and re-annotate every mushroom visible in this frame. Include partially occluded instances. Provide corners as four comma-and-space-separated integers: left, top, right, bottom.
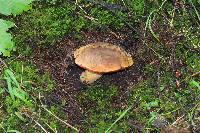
74, 42, 133, 84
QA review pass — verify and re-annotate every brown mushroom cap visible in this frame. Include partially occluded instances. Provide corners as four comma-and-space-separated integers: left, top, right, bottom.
74, 42, 133, 73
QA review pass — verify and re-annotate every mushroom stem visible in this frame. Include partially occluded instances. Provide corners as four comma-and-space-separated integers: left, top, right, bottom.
80, 70, 102, 84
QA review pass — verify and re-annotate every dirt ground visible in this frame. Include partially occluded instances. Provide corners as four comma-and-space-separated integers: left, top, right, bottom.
32, 28, 148, 129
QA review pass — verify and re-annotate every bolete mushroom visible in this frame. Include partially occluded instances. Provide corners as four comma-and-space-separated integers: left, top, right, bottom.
74, 42, 133, 84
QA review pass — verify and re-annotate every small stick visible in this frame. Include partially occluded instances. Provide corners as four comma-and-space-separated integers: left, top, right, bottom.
190, 71, 200, 77
75, 0, 98, 21
0, 123, 6, 133
39, 93, 79, 132
34, 120, 50, 133
41, 106, 79, 132
181, 71, 200, 83
172, 115, 185, 126
77, 12, 97, 21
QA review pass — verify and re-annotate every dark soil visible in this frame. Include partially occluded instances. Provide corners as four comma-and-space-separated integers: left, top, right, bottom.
33, 28, 148, 129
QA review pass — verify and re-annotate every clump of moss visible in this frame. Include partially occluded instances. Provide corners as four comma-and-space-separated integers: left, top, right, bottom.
13, 3, 76, 48
0, 60, 55, 132
8, 61, 54, 92
77, 85, 131, 132
12, 0, 145, 55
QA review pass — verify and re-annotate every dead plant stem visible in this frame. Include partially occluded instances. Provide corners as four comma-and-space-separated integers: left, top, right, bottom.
34, 120, 50, 133
39, 93, 79, 132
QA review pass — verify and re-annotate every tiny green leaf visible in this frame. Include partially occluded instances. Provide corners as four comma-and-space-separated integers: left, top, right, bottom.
15, 112, 26, 122
189, 80, 200, 89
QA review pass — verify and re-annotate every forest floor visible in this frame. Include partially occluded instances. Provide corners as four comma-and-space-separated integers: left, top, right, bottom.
0, 0, 199, 133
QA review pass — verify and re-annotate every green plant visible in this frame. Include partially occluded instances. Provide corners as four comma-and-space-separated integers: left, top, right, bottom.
8, 61, 54, 92
0, 0, 33, 56
0, 69, 34, 132
3, 69, 29, 104
77, 85, 132, 132
0, 60, 55, 132
105, 105, 132, 133
0, 20, 15, 56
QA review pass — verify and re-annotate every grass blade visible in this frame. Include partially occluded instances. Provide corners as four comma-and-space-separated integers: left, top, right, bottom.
6, 78, 15, 100
3, 69, 28, 103
5, 69, 20, 89
105, 105, 132, 133
189, 0, 200, 21
7, 130, 22, 133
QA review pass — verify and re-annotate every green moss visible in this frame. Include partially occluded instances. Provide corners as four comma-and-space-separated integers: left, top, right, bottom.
12, 0, 145, 56
13, 3, 76, 48
0, 59, 55, 132
77, 80, 197, 132
77, 85, 131, 132
40, 106, 71, 133
9, 60, 54, 91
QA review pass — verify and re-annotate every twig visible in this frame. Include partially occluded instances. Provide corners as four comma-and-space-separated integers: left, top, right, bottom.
63, 91, 84, 114
76, 12, 97, 21
75, 0, 98, 21
0, 123, 6, 133
43, 121, 58, 133
183, 43, 200, 53
181, 71, 200, 83
34, 120, 50, 133
39, 93, 79, 132
142, 0, 168, 62
143, 11, 165, 61
190, 71, 200, 77
172, 115, 185, 126
85, 0, 138, 34
41, 106, 79, 132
